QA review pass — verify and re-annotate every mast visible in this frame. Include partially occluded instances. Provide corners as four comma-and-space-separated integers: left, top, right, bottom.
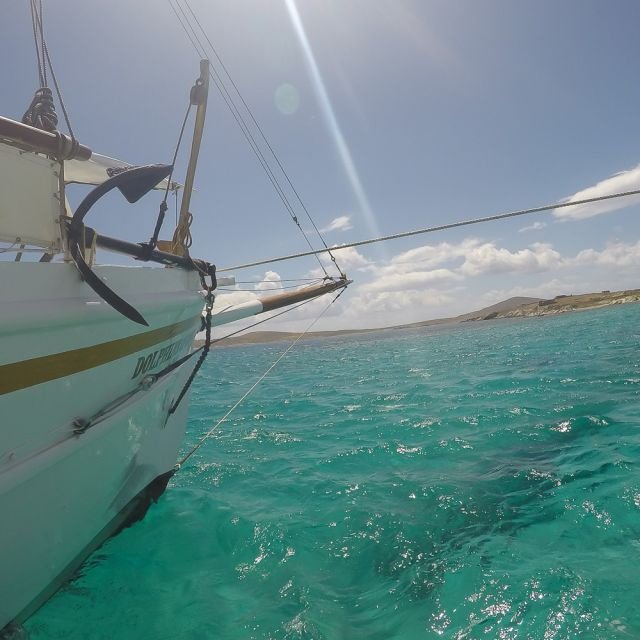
171, 59, 210, 256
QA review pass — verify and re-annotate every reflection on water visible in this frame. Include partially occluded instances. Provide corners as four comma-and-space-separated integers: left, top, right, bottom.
27, 305, 640, 639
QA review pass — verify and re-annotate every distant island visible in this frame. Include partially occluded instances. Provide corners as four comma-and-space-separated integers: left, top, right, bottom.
463, 289, 640, 321
199, 288, 640, 348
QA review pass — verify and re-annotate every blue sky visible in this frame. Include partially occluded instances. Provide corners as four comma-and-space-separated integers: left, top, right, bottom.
4, 0, 640, 330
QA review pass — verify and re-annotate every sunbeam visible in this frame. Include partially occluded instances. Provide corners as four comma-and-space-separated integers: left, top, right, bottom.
284, 0, 386, 258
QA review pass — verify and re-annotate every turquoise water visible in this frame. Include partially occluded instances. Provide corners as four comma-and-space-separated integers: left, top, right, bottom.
27, 304, 640, 639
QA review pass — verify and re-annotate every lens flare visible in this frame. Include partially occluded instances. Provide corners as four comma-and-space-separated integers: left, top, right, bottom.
275, 83, 300, 115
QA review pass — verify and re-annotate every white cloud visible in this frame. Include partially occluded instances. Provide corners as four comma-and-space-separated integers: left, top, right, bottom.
387, 239, 480, 270
329, 245, 369, 267
220, 237, 640, 333
519, 221, 547, 233
306, 245, 370, 280
352, 239, 562, 300
310, 237, 640, 315
211, 289, 258, 310
359, 268, 462, 293
554, 165, 640, 220
348, 288, 457, 317
320, 215, 353, 233
460, 242, 562, 276
571, 240, 640, 268
376, 238, 562, 279
254, 270, 283, 291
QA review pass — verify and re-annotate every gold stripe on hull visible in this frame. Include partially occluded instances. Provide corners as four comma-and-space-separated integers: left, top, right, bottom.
0, 316, 201, 396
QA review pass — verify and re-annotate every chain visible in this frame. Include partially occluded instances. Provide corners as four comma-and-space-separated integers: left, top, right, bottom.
168, 275, 215, 415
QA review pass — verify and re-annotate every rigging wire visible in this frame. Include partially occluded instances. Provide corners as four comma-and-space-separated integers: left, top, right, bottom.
218, 287, 320, 293
168, 0, 339, 278
182, 0, 344, 277
176, 288, 345, 470
28, 0, 44, 86
164, 101, 193, 200
163, 283, 341, 368
0, 246, 43, 254
28, 0, 76, 139
38, 0, 46, 86
235, 277, 323, 284
171, 0, 329, 277
218, 188, 640, 272
217, 280, 324, 292
168, 0, 205, 58
210, 295, 321, 345
144, 100, 193, 252
0, 240, 20, 254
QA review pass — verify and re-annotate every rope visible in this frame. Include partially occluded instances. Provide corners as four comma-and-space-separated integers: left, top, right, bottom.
0, 246, 44, 254
22, 87, 57, 132
210, 294, 322, 345
2, 280, 345, 471
142, 101, 192, 256
235, 278, 323, 284
171, 0, 328, 274
0, 240, 20, 254
28, 0, 44, 86
38, 0, 46, 85
218, 280, 324, 292
41, 42, 75, 139
25, 0, 76, 143
175, 290, 344, 469
168, 0, 205, 58
171, 211, 194, 254
164, 102, 192, 200
168, 275, 215, 414
218, 188, 640, 272
147, 284, 328, 383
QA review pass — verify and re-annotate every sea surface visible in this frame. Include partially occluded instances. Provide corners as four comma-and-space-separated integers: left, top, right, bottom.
26, 304, 640, 639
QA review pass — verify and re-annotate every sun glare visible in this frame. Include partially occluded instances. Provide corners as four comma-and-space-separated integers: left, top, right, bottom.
284, 0, 385, 256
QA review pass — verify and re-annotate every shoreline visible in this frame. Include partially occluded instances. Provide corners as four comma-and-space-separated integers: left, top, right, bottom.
198, 288, 640, 348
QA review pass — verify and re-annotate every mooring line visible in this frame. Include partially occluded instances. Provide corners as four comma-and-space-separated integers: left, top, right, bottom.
175, 290, 344, 469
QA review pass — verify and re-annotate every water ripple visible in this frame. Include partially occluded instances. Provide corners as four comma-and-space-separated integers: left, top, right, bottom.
26, 304, 640, 639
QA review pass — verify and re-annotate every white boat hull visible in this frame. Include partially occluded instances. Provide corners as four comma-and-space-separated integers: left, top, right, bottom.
0, 262, 204, 630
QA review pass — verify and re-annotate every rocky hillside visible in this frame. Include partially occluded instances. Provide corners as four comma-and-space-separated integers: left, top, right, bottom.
464, 289, 640, 322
